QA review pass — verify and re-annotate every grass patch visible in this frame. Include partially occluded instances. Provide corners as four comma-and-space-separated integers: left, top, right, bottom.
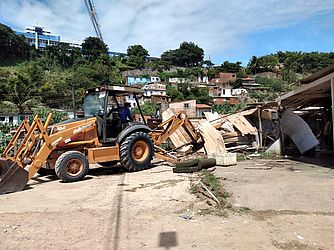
191, 170, 232, 214
233, 206, 251, 214
259, 152, 280, 159
237, 153, 248, 161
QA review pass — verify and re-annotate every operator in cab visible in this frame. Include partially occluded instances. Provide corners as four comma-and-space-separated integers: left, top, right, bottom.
119, 102, 134, 124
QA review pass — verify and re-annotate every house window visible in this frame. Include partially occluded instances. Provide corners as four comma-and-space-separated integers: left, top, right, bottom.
9, 116, 13, 123
184, 103, 189, 108
0, 117, 5, 121
222, 89, 226, 95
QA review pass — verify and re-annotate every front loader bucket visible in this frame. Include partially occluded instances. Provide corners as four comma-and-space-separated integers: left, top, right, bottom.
0, 158, 28, 194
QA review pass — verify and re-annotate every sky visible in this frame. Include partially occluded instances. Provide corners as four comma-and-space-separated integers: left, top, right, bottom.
0, 0, 334, 65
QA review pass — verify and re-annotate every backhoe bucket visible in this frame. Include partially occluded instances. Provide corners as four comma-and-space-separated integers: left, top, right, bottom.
0, 158, 28, 194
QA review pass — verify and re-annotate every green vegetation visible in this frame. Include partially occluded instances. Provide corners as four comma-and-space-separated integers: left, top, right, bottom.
0, 24, 31, 65
161, 41, 204, 67
247, 51, 334, 83
1, 21, 334, 116
127, 44, 149, 68
0, 123, 14, 154
132, 102, 158, 116
191, 170, 231, 216
166, 83, 212, 104
213, 103, 247, 114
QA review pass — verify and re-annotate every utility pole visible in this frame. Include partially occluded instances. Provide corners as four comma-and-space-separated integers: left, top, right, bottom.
71, 84, 76, 118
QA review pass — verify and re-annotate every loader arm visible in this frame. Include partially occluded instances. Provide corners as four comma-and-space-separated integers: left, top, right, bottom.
0, 114, 99, 193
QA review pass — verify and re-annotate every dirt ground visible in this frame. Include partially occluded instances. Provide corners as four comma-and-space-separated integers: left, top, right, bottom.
0, 158, 333, 250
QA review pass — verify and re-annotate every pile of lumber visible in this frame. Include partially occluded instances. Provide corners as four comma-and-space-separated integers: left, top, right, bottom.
160, 109, 259, 160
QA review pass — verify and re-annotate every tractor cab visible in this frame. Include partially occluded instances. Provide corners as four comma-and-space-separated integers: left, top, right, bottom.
83, 85, 148, 143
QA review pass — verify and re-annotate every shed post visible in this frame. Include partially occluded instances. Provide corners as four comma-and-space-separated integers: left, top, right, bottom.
331, 78, 334, 149
257, 106, 263, 148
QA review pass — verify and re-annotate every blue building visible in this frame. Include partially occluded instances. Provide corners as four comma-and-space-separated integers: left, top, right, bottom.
127, 76, 151, 85
15, 25, 60, 49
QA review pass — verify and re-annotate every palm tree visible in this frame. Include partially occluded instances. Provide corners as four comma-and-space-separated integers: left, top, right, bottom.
248, 56, 259, 75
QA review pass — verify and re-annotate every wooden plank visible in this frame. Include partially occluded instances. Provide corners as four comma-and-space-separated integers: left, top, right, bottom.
198, 120, 226, 155
226, 114, 257, 135
162, 109, 191, 148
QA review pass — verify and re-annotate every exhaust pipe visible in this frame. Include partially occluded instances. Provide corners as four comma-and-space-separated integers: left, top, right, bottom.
0, 158, 28, 195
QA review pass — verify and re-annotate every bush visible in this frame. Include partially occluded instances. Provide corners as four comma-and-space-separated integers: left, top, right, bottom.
30, 106, 68, 125
213, 103, 246, 114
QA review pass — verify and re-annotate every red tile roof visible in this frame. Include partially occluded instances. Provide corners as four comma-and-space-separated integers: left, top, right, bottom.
196, 104, 212, 109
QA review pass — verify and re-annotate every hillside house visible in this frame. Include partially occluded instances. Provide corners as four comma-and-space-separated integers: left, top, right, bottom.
125, 94, 145, 108
196, 104, 212, 117
143, 83, 166, 97
197, 76, 209, 84
210, 72, 237, 85
255, 71, 280, 79
127, 76, 151, 85
168, 77, 187, 85
168, 100, 212, 118
241, 77, 261, 89
0, 113, 31, 125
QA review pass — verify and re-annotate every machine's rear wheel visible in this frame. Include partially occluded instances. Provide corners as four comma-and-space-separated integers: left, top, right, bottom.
55, 151, 89, 182
120, 131, 153, 171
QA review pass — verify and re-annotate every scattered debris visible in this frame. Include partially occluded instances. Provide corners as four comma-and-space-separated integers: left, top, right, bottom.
199, 180, 220, 204
244, 166, 272, 170
180, 213, 193, 220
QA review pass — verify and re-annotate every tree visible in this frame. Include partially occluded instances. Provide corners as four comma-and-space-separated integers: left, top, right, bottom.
127, 44, 150, 68
248, 56, 259, 74
0, 23, 30, 65
127, 45, 149, 58
161, 41, 204, 67
43, 43, 82, 67
188, 86, 212, 104
81, 37, 108, 61
166, 85, 184, 101
219, 61, 242, 73
132, 102, 158, 116
6, 73, 40, 113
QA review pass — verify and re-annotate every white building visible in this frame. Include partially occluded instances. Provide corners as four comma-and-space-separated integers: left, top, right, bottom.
142, 83, 167, 97
197, 76, 209, 84
150, 76, 161, 82
168, 77, 187, 84
0, 113, 30, 125
232, 88, 248, 96
125, 94, 145, 109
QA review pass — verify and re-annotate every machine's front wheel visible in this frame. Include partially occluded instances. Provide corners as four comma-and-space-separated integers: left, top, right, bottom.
120, 131, 153, 171
55, 151, 89, 182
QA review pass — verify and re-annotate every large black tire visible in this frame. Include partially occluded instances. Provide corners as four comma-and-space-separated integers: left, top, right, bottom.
55, 151, 89, 182
120, 131, 154, 171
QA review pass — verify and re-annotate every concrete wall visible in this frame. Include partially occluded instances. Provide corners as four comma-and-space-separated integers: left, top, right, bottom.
169, 100, 197, 118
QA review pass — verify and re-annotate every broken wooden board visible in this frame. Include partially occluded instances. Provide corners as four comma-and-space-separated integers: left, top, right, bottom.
204, 112, 226, 129
225, 113, 257, 135
162, 108, 192, 148
198, 120, 226, 155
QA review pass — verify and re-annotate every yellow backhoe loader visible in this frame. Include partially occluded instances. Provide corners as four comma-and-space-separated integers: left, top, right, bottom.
0, 85, 201, 194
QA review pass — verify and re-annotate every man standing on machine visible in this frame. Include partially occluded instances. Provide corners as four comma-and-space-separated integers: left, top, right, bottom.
119, 102, 134, 124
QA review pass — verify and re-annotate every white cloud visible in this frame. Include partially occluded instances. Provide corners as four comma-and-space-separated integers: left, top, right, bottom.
1, 0, 333, 63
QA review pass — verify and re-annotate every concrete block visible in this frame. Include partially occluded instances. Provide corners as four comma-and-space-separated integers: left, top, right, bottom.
208, 152, 237, 166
